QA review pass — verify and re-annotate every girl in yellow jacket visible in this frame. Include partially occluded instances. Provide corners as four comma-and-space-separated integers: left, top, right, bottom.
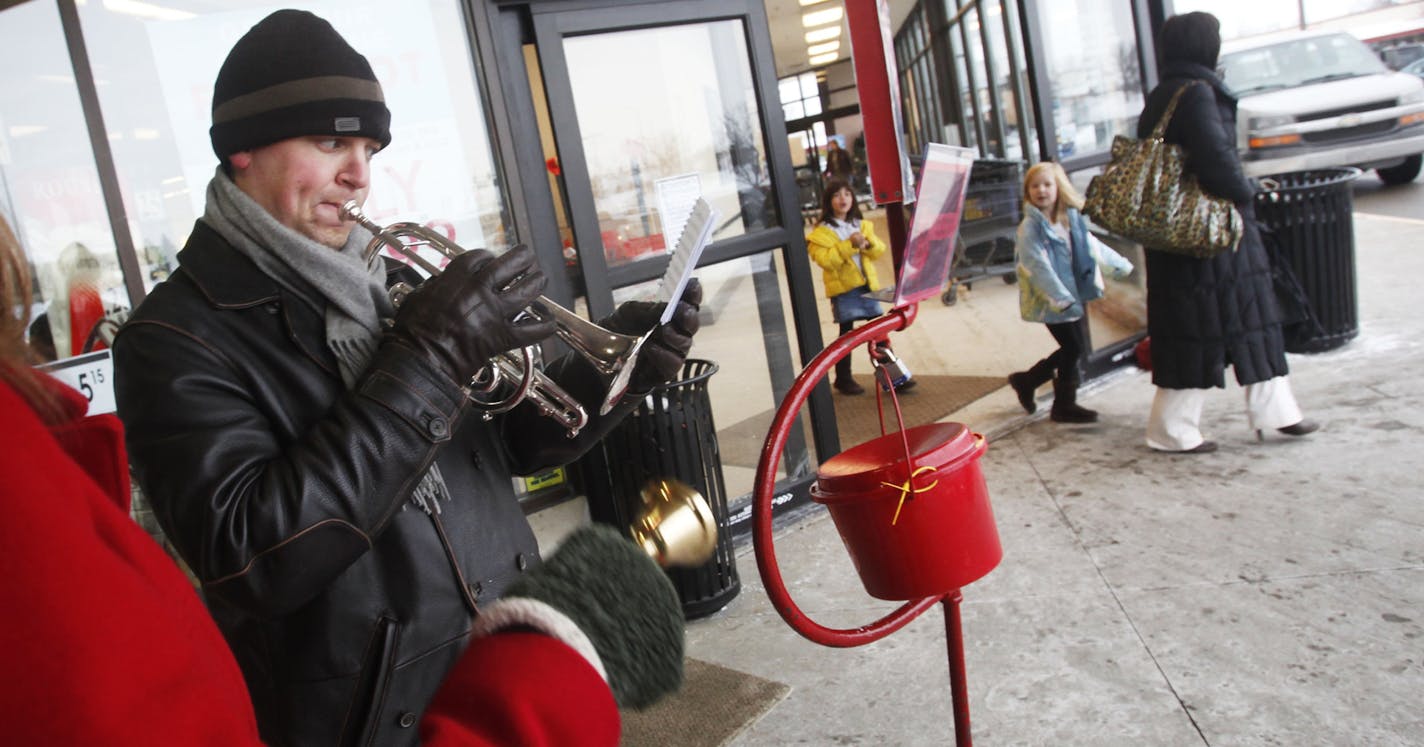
806, 179, 913, 395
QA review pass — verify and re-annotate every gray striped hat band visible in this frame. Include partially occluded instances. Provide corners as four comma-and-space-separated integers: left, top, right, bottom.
212, 76, 385, 125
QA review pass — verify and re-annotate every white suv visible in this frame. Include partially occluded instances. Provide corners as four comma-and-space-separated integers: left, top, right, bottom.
1220, 30, 1424, 185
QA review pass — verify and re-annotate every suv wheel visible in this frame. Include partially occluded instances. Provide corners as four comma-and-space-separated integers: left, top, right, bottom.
1377, 154, 1422, 185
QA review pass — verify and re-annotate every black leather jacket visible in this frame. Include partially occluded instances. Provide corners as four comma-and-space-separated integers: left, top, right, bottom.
114, 221, 632, 746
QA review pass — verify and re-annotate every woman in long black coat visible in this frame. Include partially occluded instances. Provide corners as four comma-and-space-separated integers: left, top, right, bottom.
1139, 12, 1317, 453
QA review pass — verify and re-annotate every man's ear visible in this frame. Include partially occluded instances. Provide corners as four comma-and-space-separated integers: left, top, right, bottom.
228, 151, 253, 170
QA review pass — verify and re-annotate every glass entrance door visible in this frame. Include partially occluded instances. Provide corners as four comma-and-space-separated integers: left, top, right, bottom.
519, 0, 830, 524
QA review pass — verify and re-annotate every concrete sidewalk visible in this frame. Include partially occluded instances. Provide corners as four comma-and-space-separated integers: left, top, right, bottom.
686, 211, 1424, 746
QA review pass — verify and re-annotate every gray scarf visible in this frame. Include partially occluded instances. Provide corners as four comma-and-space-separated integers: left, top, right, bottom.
203, 170, 451, 514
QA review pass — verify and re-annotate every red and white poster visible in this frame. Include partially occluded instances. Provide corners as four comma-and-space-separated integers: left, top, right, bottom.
893, 144, 975, 308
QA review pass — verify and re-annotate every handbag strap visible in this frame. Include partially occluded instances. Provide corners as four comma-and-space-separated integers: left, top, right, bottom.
1148, 80, 1202, 140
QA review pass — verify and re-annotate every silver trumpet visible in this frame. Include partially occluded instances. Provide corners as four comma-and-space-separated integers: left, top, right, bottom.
340, 201, 651, 437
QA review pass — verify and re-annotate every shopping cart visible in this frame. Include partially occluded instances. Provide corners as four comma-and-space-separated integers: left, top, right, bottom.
941, 158, 1023, 306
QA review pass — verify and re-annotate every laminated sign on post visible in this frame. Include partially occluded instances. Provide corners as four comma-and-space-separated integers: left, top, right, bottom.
893, 144, 976, 308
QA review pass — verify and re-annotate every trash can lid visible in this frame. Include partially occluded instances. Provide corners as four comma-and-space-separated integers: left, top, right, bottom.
814, 422, 982, 500
1256, 167, 1361, 193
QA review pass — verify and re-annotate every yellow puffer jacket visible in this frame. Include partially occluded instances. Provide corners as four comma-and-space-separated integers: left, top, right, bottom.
806, 219, 887, 298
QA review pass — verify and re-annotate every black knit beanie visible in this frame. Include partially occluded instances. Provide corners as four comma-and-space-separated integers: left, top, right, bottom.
209, 9, 391, 160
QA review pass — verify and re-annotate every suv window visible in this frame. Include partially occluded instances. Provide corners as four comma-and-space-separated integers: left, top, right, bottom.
1222, 33, 1388, 96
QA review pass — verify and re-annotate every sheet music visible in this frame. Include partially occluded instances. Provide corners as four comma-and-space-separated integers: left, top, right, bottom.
656, 197, 717, 324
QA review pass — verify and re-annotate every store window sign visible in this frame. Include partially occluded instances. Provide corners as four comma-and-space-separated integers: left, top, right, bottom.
653, 173, 702, 255
38, 350, 116, 416
142, 2, 495, 254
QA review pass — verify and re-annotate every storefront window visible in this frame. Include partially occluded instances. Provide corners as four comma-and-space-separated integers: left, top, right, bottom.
1084, 234, 1147, 353
779, 72, 822, 122
75, 0, 511, 288
964, 2, 1015, 158
1, 2, 128, 362
1001, 0, 1037, 161
948, 24, 978, 152
1171, 0, 1307, 39
562, 20, 777, 268
1031, 0, 1144, 160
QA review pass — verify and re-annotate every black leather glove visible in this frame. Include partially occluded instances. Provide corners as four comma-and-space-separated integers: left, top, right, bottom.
388, 245, 555, 385
475, 524, 684, 710
598, 279, 702, 393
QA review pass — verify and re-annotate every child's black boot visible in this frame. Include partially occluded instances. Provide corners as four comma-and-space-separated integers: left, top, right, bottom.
1050, 378, 1098, 423
1007, 359, 1054, 414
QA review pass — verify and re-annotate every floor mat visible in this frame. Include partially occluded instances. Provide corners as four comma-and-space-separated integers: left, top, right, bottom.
621, 657, 791, 747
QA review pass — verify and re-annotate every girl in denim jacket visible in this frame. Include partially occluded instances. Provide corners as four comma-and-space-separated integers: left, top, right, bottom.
1007, 162, 1133, 422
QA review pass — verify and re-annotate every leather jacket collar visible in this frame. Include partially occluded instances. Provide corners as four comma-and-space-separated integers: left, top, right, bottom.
177, 220, 338, 376
177, 221, 283, 310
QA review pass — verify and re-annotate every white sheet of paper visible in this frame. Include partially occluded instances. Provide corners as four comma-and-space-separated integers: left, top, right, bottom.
656, 197, 717, 324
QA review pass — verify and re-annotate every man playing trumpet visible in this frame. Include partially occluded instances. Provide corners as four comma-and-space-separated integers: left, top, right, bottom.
112, 9, 699, 746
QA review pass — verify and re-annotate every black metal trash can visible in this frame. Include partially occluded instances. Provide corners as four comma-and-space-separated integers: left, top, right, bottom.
578, 359, 740, 620
1253, 168, 1361, 353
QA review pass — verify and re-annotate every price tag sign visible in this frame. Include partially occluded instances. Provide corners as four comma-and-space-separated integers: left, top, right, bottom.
38, 350, 116, 416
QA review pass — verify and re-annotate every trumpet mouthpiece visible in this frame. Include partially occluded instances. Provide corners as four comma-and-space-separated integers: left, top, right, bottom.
340, 200, 382, 234
339, 200, 365, 224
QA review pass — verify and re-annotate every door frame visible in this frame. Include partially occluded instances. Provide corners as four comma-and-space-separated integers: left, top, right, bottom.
476, 0, 841, 521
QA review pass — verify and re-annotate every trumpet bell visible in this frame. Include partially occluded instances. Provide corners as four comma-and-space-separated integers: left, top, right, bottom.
631, 478, 717, 568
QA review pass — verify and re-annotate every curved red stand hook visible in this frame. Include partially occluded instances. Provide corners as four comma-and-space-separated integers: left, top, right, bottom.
751, 303, 945, 647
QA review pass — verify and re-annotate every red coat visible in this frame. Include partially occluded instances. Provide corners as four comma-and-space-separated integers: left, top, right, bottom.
0, 375, 618, 746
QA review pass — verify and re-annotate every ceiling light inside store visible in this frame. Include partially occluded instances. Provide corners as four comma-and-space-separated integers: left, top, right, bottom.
802, 7, 843, 27
809, 52, 839, 66
798, 0, 832, 6
8, 125, 46, 138
807, 41, 840, 56
805, 26, 841, 43
103, 0, 196, 21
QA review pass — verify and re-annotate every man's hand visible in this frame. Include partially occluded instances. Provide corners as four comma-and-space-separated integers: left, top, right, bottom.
598, 279, 702, 393
388, 245, 556, 385
473, 524, 684, 710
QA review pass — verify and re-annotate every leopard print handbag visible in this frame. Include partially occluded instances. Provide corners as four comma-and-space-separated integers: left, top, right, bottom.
1083, 81, 1243, 258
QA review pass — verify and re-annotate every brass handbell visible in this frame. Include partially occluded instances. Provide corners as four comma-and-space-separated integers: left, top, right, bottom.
631, 478, 717, 568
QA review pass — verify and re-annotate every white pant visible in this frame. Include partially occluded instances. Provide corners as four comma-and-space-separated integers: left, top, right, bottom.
1145, 376, 1304, 452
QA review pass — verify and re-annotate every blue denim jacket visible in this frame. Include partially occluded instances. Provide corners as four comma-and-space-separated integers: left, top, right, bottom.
1015, 205, 1133, 324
